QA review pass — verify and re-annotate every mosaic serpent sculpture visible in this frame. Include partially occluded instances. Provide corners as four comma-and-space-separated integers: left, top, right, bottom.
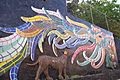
0, 6, 117, 80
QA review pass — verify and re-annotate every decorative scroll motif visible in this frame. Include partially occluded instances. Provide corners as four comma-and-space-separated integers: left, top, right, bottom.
10, 61, 22, 80
0, 6, 117, 80
21, 15, 50, 22
0, 47, 26, 76
16, 25, 44, 38
0, 33, 20, 46
0, 37, 27, 62
0, 22, 32, 33
66, 16, 89, 29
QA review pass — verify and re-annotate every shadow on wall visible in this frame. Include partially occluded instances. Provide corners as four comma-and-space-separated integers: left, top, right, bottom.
115, 38, 120, 63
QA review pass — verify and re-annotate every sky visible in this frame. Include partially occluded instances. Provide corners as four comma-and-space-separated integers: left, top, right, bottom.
108, 0, 120, 4
115, 0, 120, 4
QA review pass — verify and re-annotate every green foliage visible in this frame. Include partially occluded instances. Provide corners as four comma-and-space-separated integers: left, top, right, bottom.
67, 0, 120, 38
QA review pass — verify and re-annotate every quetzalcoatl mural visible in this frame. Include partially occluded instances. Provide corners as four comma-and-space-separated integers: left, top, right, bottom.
0, 0, 118, 80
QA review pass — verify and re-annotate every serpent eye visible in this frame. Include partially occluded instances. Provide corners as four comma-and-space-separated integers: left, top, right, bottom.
99, 35, 102, 38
